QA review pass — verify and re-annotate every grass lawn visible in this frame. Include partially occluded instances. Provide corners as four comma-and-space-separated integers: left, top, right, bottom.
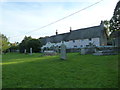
2, 53, 118, 88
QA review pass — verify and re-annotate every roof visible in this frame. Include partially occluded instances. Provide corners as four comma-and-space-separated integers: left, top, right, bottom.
65, 25, 103, 40
41, 23, 104, 45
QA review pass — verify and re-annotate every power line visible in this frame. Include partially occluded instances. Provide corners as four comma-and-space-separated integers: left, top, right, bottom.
11, 0, 103, 38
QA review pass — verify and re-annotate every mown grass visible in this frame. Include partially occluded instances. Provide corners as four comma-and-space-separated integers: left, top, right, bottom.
2, 53, 118, 88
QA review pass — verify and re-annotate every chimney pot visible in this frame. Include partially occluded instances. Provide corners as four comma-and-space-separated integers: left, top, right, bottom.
70, 27, 72, 32
56, 30, 58, 35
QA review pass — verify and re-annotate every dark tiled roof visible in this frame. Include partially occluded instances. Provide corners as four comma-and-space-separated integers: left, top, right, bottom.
65, 25, 102, 40
41, 24, 104, 44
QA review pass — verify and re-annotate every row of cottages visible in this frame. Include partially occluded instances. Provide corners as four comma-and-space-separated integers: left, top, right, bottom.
41, 21, 108, 50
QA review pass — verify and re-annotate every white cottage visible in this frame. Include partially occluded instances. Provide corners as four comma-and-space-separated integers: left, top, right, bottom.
41, 21, 108, 50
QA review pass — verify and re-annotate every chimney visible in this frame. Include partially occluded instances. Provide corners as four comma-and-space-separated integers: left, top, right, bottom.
70, 27, 72, 32
56, 30, 58, 35
100, 20, 105, 29
100, 20, 104, 26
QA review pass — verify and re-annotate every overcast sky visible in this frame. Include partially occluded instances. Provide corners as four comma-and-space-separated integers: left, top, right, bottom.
0, 0, 119, 43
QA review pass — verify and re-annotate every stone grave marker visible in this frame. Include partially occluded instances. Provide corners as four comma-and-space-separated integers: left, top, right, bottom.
30, 48, 32, 55
24, 49, 26, 54
81, 48, 86, 55
56, 46, 59, 53
60, 43, 67, 60
41, 48, 43, 53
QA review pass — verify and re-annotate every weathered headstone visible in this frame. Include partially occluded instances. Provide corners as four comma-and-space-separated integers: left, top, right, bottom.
24, 49, 26, 54
60, 43, 67, 60
41, 48, 43, 53
93, 47, 117, 55
94, 48, 97, 53
30, 48, 32, 55
44, 50, 57, 56
56, 46, 59, 53
81, 48, 86, 55
52, 45, 55, 51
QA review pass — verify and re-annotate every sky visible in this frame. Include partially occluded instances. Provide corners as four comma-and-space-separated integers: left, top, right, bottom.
0, 0, 119, 43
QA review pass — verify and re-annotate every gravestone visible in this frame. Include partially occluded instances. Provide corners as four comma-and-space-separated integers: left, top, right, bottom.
24, 49, 26, 54
93, 49, 117, 55
60, 43, 67, 60
41, 48, 43, 53
81, 48, 86, 55
80, 43, 96, 55
52, 45, 55, 51
94, 48, 97, 53
56, 46, 59, 53
30, 48, 32, 55
43, 50, 57, 56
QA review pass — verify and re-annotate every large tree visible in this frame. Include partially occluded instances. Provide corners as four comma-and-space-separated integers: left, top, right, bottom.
0, 34, 10, 53
109, 0, 120, 47
110, 0, 120, 32
27, 39, 41, 53
19, 36, 42, 53
103, 20, 110, 36
9, 42, 19, 52
19, 36, 32, 53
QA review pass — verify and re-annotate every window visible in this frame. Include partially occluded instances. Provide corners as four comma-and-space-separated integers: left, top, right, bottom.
86, 45, 89, 47
89, 42, 92, 45
81, 45, 83, 47
66, 40, 69, 42
73, 40, 75, 43
74, 45, 77, 47
89, 38, 91, 41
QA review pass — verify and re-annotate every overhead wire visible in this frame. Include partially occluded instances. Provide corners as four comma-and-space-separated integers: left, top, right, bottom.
10, 0, 103, 38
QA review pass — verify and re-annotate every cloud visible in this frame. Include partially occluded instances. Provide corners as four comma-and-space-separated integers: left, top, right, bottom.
0, 0, 106, 3
0, 0, 119, 43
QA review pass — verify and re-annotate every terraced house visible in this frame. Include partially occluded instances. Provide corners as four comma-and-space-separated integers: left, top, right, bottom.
41, 21, 108, 50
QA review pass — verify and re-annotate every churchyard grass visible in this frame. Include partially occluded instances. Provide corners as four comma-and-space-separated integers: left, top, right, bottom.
2, 53, 118, 88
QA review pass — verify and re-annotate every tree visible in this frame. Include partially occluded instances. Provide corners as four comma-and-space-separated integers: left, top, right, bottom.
103, 20, 110, 36
110, 0, 120, 32
0, 34, 2, 54
0, 34, 10, 53
109, 0, 120, 47
27, 39, 41, 52
19, 36, 42, 53
19, 36, 32, 53
9, 42, 19, 52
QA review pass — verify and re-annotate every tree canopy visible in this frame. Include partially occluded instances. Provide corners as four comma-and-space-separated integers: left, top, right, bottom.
27, 39, 41, 52
9, 42, 19, 52
110, 0, 120, 31
0, 34, 10, 53
19, 36, 42, 53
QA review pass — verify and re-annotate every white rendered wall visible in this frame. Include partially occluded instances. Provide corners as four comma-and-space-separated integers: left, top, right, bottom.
41, 38, 100, 49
